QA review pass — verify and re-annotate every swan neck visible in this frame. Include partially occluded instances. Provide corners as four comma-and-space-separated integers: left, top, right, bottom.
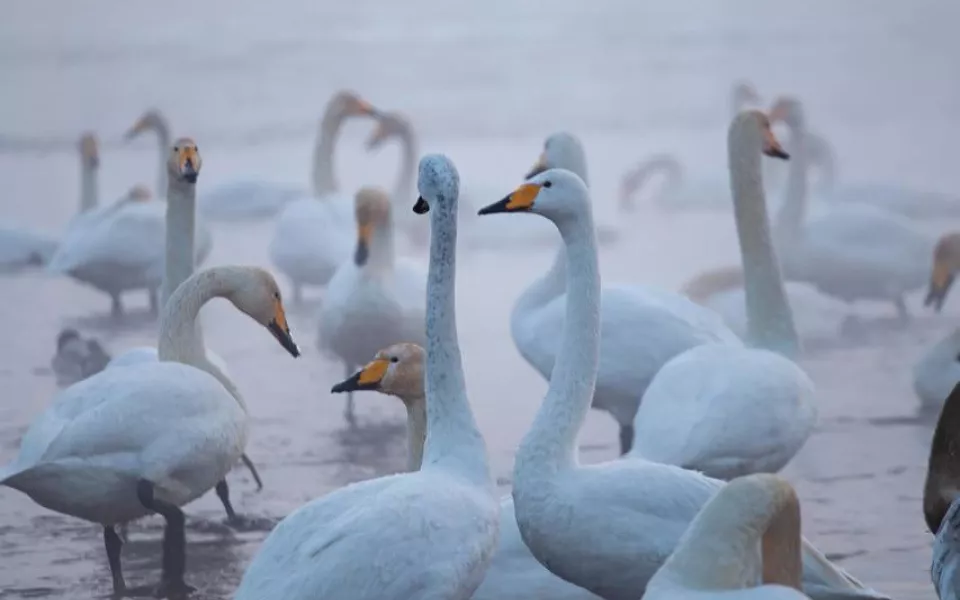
515, 213, 600, 476
312, 106, 347, 198
621, 155, 683, 210
421, 194, 490, 483
729, 122, 800, 357
79, 161, 98, 213
366, 214, 396, 271
405, 396, 427, 472
661, 478, 802, 591
162, 180, 198, 308
774, 126, 809, 241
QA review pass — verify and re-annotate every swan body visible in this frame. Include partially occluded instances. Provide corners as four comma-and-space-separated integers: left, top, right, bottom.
914, 331, 960, 411
236, 154, 499, 600
771, 98, 933, 317
269, 91, 379, 301
0, 227, 57, 271
317, 187, 426, 424
820, 182, 960, 220
645, 474, 809, 600
1, 265, 301, 594
477, 168, 885, 600
924, 384, 960, 600
513, 132, 739, 455
199, 180, 305, 222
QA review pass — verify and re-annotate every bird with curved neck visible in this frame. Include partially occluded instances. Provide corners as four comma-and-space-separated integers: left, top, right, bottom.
509, 132, 739, 456
0, 265, 300, 596
476, 169, 887, 600
924, 383, 960, 600
912, 233, 960, 411
106, 139, 266, 521
126, 109, 172, 194
769, 96, 933, 322
268, 90, 381, 303
317, 186, 426, 426
646, 473, 808, 600
628, 111, 817, 481
332, 342, 603, 600
235, 154, 499, 600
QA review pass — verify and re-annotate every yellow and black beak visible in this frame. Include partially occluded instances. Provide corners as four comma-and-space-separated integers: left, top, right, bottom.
524, 152, 548, 180
354, 223, 372, 266
179, 147, 200, 184
413, 195, 430, 214
925, 262, 955, 313
477, 183, 542, 216
330, 358, 388, 393
267, 298, 300, 357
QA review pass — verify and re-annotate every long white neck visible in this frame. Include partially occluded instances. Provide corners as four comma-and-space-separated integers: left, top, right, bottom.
157, 267, 245, 409
421, 191, 490, 484
404, 396, 427, 472
514, 210, 601, 477
79, 160, 98, 213
729, 120, 800, 358
774, 124, 809, 242
659, 475, 802, 591
161, 178, 198, 308
152, 122, 172, 195
311, 106, 347, 198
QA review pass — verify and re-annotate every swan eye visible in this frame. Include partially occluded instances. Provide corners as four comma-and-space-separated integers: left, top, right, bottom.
273, 292, 281, 300
390, 356, 399, 363
543, 181, 552, 188
173, 146, 179, 152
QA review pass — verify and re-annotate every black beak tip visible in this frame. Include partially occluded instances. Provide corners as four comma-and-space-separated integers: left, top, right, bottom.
413, 196, 430, 214
330, 382, 346, 394
183, 172, 198, 184
354, 242, 369, 266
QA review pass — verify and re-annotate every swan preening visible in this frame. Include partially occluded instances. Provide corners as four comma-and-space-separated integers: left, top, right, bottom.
51, 328, 111, 388
925, 383, 960, 600
1, 265, 300, 595
235, 154, 499, 600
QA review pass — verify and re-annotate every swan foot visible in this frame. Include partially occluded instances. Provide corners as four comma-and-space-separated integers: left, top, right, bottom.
136, 479, 192, 599
240, 453, 264, 491
103, 525, 126, 596
619, 424, 634, 456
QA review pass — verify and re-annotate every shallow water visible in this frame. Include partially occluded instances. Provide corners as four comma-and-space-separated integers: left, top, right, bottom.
1, 1, 959, 598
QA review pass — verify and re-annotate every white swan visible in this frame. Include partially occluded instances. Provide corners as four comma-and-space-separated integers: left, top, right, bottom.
770, 97, 933, 320
317, 187, 426, 426
476, 168, 887, 600
0, 265, 300, 596
51, 328, 111, 388
645, 473, 809, 600
511, 132, 740, 455
331, 342, 603, 600
235, 154, 500, 600
269, 91, 380, 303
924, 382, 960, 600
628, 111, 817, 481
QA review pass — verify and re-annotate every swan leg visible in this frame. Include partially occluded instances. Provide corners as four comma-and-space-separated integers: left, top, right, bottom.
215, 479, 238, 522
619, 424, 634, 456
119, 521, 129, 542
894, 296, 910, 322
136, 479, 194, 598
103, 525, 126, 596
148, 287, 160, 316
110, 294, 123, 318
343, 363, 358, 428
240, 453, 264, 491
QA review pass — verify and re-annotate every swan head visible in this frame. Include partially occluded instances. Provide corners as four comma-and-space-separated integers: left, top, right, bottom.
365, 111, 410, 151
353, 187, 391, 266
221, 267, 300, 357
925, 232, 960, 312
78, 132, 99, 169
124, 108, 168, 140
127, 184, 152, 202
769, 96, 805, 130
331, 90, 379, 119
330, 343, 425, 403
478, 168, 589, 224
413, 154, 460, 215
167, 138, 202, 184
733, 110, 790, 160
524, 132, 589, 185
56, 328, 81, 352
731, 80, 761, 109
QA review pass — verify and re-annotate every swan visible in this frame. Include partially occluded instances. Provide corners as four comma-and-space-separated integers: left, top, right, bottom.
317, 186, 426, 426
51, 328, 111, 388
924, 382, 960, 600
512, 132, 741, 455
770, 97, 933, 320
235, 154, 500, 600
106, 138, 265, 513
476, 168, 888, 600
645, 473, 808, 600
268, 91, 380, 303
331, 342, 603, 600
628, 111, 817, 481
0, 265, 300, 596
681, 265, 850, 348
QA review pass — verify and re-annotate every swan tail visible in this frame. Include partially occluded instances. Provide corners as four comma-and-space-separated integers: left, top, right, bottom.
801, 538, 892, 600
